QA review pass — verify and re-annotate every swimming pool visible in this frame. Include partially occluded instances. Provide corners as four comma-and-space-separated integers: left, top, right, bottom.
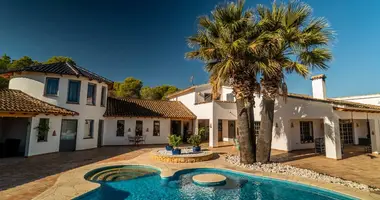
77, 165, 357, 200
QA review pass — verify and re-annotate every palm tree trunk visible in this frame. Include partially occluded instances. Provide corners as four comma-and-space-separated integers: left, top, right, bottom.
247, 100, 256, 161
257, 96, 275, 163
236, 97, 255, 164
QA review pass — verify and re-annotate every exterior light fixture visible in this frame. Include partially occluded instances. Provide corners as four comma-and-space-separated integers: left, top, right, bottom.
290, 122, 294, 128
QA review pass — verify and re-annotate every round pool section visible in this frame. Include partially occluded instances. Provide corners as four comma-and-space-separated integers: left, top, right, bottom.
77, 167, 358, 200
84, 165, 160, 182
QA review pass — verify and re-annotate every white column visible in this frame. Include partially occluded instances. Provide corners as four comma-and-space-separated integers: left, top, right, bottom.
370, 119, 380, 154
323, 116, 342, 159
180, 120, 184, 137
353, 119, 359, 145
25, 117, 32, 157
194, 119, 198, 135
209, 119, 218, 147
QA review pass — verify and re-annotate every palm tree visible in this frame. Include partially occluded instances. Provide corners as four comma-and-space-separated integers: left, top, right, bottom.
185, 0, 266, 164
251, 1, 334, 163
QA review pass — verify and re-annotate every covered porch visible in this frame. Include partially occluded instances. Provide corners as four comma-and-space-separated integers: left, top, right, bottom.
294, 107, 380, 160
0, 116, 32, 158
170, 119, 195, 141
0, 89, 78, 158
195, 118, 239, 147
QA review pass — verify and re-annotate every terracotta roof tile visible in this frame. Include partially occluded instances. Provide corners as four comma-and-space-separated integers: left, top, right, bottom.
104, 97, 196, 119
0, 89, 78, 115
0, 62, 112, 84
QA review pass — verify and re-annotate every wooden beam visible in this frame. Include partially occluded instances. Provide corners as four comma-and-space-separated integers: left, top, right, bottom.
0, 112, 36, 117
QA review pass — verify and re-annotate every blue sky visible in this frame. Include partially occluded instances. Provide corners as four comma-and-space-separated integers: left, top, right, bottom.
0, 0, 379, 97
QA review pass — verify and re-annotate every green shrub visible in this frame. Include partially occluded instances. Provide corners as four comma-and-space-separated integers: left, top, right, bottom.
168, 135, 182, 147
198, 127, 206, 138
188, 134, 202, 147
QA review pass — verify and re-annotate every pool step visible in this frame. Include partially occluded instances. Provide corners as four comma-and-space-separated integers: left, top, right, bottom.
86, 167, 159, 182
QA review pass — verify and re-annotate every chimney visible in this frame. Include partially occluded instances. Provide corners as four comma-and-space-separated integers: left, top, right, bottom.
311, 74, 327, 99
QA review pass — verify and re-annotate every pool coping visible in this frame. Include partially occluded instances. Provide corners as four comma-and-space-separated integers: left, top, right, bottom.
33, 150, 380, 200
151, 149, 214, 163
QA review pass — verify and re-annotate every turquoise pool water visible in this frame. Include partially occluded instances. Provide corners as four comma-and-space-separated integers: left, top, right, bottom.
77, 165, 357, 200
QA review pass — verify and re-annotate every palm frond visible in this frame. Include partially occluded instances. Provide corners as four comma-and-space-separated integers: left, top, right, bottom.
299, 48, 332, 70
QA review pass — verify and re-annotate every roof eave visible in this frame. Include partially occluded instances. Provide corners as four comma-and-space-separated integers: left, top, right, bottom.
333, 106, 380, 113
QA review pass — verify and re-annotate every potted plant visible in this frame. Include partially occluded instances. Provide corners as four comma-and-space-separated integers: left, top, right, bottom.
34, 120, 50, 141
165, 143, 173, 151
188, 134, 202, 152
168, 135, 182, 155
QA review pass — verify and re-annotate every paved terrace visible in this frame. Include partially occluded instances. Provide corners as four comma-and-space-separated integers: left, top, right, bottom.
0, 144, 379, 200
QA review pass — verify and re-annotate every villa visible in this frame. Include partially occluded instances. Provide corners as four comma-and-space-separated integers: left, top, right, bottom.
168, 75, 380, 160
0, 62, 195, 158
1, 62, 380, 160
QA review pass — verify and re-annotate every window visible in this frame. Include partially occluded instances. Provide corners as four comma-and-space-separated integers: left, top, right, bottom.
136, 120, 143, 136
45, 78, 59, 96
61, 119, 78, 140
67, 80, 81, 103
84, 120, 94, 139
101, 86, 107, 107
204, 93, 212, 102
226, 93, 234, 101
300, 121, 314, 144
87, 83, 97, 105
254, 121, 260, 137
340, 120, 354, 144
116, 120, 124, 136
37, 118, 49, 142
153, 121, 160, 136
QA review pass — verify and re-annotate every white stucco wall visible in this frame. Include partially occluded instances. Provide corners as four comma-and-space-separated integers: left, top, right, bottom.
334, 95, 380, 106
9, 73, 108, 151
288, 119, 324, 150
175, 92, 195, 109
272, 97, 336, 151
370, 118, 380, 154
27, 115, 63, 156
195, 87, 212, 103
103, 118, 171, 145
353, 119, 369, 144
214, 102, 237, 120
221, 86, 234, 101
312, 78, 326, 99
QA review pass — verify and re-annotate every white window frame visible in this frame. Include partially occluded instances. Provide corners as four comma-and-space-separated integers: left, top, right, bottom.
300, 121, 314, 144
84, 119, 94, 139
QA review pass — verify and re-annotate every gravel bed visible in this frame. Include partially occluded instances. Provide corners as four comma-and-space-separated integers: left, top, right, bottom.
225, 154, 380, 192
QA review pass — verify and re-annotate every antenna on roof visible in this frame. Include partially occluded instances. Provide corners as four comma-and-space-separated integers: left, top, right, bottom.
190, 75, 194, 86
